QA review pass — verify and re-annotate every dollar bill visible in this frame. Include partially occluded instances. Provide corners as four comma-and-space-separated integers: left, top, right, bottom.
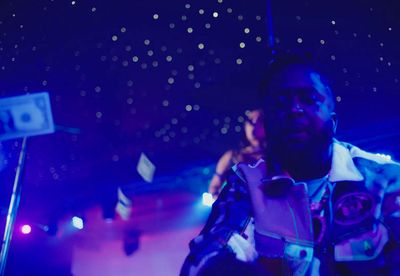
136, 153, 156, 183
115, 187, 133, 220
0, 92, 54, 141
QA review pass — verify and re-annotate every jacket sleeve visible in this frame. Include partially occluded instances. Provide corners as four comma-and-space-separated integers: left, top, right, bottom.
382, 161, 400, 236
180, 169, 255, 275
379, 160, 400, 273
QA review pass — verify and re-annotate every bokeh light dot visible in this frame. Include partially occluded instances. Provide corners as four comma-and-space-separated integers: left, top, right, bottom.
21, 225, 31, 234
112, 155, 119, 162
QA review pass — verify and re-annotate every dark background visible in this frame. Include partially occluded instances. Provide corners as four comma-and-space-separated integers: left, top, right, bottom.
0, 0, 399, 273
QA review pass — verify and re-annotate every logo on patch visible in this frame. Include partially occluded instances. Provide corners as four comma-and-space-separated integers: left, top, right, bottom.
334, 192, 375, 225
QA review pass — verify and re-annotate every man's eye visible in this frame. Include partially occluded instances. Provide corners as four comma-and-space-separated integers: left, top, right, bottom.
303, 94, 317, 104
301, 92, 322, 105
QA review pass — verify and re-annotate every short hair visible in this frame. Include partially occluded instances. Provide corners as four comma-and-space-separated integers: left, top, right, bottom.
258, 52, 335, 111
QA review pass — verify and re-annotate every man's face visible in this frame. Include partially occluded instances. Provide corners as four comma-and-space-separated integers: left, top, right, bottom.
263, 65, 335, 151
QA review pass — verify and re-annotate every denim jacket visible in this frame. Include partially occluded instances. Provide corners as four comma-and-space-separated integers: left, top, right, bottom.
181, 141, 400, 275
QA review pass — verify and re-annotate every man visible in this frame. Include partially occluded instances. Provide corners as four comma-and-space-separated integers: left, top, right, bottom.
181, 55, 400, 275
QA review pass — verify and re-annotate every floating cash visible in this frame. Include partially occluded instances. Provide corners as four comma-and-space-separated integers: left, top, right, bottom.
0, 92, 54, 141
115, 187, 133, 221
136, 153, 156, 183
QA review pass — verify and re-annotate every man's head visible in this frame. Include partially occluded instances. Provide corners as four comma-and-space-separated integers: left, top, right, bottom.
260, 54, 337, 156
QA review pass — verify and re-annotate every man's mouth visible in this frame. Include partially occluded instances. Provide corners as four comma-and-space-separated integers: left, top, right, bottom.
284, 124, 309, 139
288, 131, 309, 141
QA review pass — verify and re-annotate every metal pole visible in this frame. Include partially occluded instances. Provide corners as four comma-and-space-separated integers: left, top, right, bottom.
0, 137, 28, 275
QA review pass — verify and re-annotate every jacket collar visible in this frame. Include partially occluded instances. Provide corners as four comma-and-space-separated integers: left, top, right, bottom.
238, 140, 365, 183
329, 141, 364, 182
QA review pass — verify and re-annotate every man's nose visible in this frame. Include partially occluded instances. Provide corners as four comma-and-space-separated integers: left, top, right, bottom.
289, 96, 304, 114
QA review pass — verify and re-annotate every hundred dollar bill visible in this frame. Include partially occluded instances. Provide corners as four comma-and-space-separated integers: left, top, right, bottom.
0, 92, 54, 141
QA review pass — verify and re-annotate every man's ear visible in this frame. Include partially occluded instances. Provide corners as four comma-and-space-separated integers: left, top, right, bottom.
331, 112, 338, 133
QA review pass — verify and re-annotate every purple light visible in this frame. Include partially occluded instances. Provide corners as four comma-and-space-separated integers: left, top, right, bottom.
21, 225, 32, 235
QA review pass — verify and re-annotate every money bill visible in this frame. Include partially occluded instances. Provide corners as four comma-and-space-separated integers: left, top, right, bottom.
136, 153, 156, 183
0, 92, 54, 141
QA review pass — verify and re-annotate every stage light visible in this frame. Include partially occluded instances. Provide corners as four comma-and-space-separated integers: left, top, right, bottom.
202, 192, 215, 207
72, 216, 84, 230
21, 224, 32, 235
